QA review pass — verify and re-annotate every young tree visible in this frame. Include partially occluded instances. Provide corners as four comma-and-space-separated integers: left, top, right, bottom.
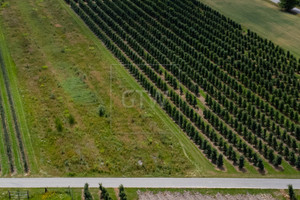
274, 155, 282, 167
258, 159, 264, 171
99, 183, 112, 200
98, 105, 106, 117
55, 117, 63, 132
288, 184, 296, 200
290, 152, 296, 165
84, 183, 93, 200
217, 154, 224, 168
232, 151, 237, 164
119, 184, 127, 200
68, 114, 75, 125
296, 126, 300, 140
211, 149, 217, 164
296, 156, 300, 169
238, 156, 245, 169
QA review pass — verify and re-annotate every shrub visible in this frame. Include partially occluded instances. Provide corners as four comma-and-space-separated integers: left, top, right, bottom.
98, 105, 106, 117
217, 154, 223, 168
84, 183, 93, 200
279, 0, 299, 11
99, 183, 112, 200
55, 117, 63, 132
238, 156, 244, 169
119, 184, 127, 200
68, 114, 75, 125
41, 65, 48, 70
258, 159, 264, 171
288, 184, 296, 200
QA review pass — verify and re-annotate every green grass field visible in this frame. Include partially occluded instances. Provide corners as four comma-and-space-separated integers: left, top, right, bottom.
0, 0, 299, 178
198, 0, 300, 58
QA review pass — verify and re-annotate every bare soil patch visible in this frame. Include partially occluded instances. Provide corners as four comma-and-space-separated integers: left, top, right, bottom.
138, 191, 276, 200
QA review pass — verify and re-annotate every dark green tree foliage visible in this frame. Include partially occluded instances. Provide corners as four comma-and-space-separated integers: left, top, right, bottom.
119, 184, 127, 200
258, 159, 264, 171
238, 156, 244, 169
290, 152, 296, 165
205, 94, 290, 167
232, 151, 237, 164
99, 105, 106, 117
288, 184, 297, 200
296, 156, 300, 169
84, 183, 93, 200
55, 117, 63, 132
211, 149, 217, 164
274, 155, 282, 167
68, 114, 75, 125
217, 154, 223, 168
279, 0, 299, 11
296, 127, 300, 140
99, 184, 112, 200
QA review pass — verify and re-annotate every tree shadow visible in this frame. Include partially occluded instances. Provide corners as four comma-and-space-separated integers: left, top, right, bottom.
275, 166, 284, 171
239, 167, 247, 173
258, 169, 266, 175
218, 166, 226, 171
279, 8, 300, 15
290, 9, 300, 15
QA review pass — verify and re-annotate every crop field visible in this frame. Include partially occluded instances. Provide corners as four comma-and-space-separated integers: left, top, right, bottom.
0, 0, 299, 180
63, 0, 300, 177
198, 0, 300, 58
0, 0, 217, 177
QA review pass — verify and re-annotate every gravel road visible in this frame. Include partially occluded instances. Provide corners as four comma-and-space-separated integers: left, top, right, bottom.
138, 191, 277, 200
0, 178, 299, 189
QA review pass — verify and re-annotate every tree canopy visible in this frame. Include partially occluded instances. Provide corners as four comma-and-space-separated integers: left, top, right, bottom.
279, 0, 299, 11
